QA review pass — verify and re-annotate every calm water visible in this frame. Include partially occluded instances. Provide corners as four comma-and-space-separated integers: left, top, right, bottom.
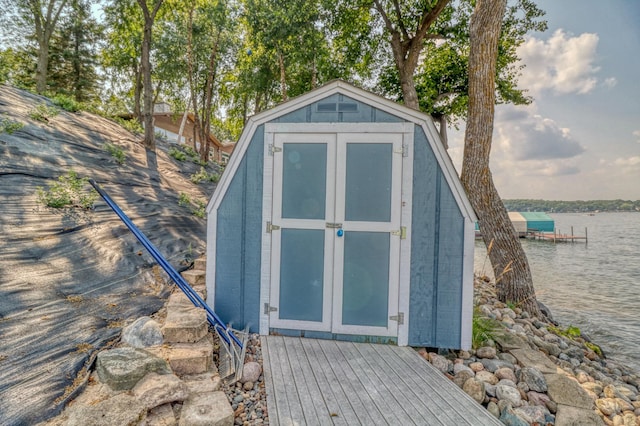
474, 212, 640, 372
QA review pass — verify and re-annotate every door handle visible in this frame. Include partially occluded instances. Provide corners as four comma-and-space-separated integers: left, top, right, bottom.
337, 229, 344, 237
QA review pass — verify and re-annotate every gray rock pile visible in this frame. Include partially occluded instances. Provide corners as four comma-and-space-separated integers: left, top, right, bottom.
40, 259, 235, 426
422, 276, 640, 426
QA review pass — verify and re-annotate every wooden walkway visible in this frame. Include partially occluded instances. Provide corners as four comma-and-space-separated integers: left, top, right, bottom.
261, 336, 503, 425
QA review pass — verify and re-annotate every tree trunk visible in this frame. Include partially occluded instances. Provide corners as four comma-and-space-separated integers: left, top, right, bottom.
461, 0, 541, 317
31, 0, 69, 93
133, 63, 142, 123
140, 18, 155, 150
35, 36, 50, 93
278, 50, 287, 101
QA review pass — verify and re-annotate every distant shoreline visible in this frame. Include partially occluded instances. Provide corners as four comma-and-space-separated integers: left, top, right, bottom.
504, 199, 640, 214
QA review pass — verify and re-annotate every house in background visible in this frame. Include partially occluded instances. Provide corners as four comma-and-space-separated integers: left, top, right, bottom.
152, 103, 235, 164
206, 80, 477, 349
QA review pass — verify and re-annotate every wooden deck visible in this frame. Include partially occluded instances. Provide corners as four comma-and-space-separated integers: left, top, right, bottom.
261, 336, 503, 425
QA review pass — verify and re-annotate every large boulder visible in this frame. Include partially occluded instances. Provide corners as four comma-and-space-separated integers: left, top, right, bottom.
96, 347, 171, 391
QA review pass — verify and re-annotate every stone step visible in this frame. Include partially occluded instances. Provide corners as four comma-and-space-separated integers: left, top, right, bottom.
163, 293, 208, 343
179, 391, 233, 426
181, 269, 205, 287
147, 338, 214, 376
194, 257, 206, 271
192, 284, 206, 300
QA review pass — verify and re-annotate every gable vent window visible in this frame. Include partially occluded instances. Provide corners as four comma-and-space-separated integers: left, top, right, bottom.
317, 102, 359, 113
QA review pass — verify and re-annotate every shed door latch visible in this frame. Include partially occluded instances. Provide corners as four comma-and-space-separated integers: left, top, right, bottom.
264, 303, 278, 314
389, 312, 404, 325
326, 222, 342, 229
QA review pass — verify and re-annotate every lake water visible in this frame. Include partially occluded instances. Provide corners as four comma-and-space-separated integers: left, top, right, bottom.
474, 212, 640, 372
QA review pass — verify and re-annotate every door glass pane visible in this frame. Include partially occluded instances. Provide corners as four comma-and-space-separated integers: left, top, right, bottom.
282, 143, 326, 219
279, 229, 324, 322
345, 143, 392, 222
342, 232, 389, 327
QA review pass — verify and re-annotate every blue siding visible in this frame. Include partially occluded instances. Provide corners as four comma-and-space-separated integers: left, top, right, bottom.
215, 125, 264, 332
408, 125, 464, 348
276, 94, 404, 123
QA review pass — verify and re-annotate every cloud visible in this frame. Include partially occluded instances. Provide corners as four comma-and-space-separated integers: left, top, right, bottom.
603, 78, 617, 88
494, 105, 586, 162
517, 30, 601, 95
634, 130, 640, 143
613, 156, 640, 168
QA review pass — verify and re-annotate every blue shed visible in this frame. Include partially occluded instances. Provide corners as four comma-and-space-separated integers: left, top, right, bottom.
206, 81, 477, 349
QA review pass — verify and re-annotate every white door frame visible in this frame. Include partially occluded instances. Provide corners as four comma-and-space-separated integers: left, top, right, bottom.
260, 122, 414, 345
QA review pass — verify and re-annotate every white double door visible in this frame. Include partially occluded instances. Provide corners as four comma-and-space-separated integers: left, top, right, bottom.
269, 131, 403, 337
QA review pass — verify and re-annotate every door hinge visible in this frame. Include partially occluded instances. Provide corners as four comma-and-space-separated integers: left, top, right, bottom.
264, 303, 278, 314
268, 144, 282, 155
390, 312, 404, 325
326, 222, 343, 229
394, 144, 408, 157
266, 221, 280, 233
391, 226, 407, 239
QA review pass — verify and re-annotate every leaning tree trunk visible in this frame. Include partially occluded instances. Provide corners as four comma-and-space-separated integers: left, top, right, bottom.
140, 18, 155, 150
460, 0, 541, 317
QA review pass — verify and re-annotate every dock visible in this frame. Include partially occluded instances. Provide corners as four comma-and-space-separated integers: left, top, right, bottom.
528, 226, 588, 243
261, 336, 503, 425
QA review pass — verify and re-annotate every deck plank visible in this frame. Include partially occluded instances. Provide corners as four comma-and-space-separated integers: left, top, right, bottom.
261, 336, 503, 426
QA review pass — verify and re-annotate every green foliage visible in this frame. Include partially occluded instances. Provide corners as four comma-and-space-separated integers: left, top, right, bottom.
105, 143, 126, 165
37, 171, 98, 209
0, 114, 24, 134
472, 309, 503, 349
548, 325, 581, 339
169, 146, 188, 162
178, 192, 206, 218
29, 103, 59, 122
114, 117, 143, 135
190, 167, 220, 184
51, 94, 82, 112
178, 192, 191, 207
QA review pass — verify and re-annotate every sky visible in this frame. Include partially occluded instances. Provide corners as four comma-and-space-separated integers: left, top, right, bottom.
447, 0, 640, 200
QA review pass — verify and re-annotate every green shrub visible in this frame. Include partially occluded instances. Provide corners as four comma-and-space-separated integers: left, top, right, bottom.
51, 94, 81, 112
37, 171, 98, 209
472, 309, 503, 349
105, 143, 126, 165
169, 146, 187, 162
0, 115, 24, 134
114, 117, 143, 135
178, 192, 206, 218
29, 103, 59, 122
190, 167, 220, 184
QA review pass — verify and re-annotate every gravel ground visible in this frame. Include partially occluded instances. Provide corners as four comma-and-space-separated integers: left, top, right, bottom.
223, 334, 270, 425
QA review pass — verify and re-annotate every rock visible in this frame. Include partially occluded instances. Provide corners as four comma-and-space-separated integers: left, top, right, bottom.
243, 381, 254, 391
453, 363, 474, 376
179, 391, 233, 426
495, 367, 517, 383
463, 378, 485, 404
487, 401, 500, 418
428, 353, 452, 374
514, 405, 548, 424
499, 407, 529, 426
496, 384, 522, 407
481, 358, 514, 373
527, 391, 551, 407
497, 379, 518, 389
510, 349, 557, 374
143, 404, 177, 426
518, 367, 548, 392
66, 393, 147, 426
498, 353, 518, 365
532, 336, 561, 356
96, 347, 171, 391
240, 362, 262, 383
575, 370, 593, 384
582, 381, 604, 396
546, 373, 595, 410
469, 362, 484, 372
132, 372, 190, 410
475, 370, 499, 385
121, 316, 164, 348
477, 346, 497, 359
554, 404, 605, 426
485, 383, 497, 398
622, 413, 637, 426
453, 370, 475, 388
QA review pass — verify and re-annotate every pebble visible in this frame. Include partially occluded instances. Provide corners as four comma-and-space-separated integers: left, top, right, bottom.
421, 276, 640, 426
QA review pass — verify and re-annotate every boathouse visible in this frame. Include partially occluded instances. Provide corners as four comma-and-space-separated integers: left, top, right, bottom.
205, 81, 477, 349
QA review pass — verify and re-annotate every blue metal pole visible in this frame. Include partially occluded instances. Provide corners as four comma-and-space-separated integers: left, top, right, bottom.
89, 179, 242, 348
